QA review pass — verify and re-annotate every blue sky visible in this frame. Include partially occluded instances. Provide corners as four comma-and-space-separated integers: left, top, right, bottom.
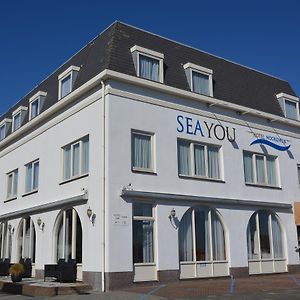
0, 0, 299, 114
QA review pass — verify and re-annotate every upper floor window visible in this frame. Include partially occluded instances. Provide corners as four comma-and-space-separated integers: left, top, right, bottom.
12, 106, 27, 132
177, 139, 222, 180
184, 63, 213, 97
29, 91, 47, 120
7, 169, 18, 200
132, 131, 154, 173
0, 119, 12, 141
130, 45, 164, 83
58, 66, 80, 100
62, 135, 89, 181
276, 93, 299, 121
0, 124, 5, 141
243, 151, 279, 187
25, 159, 39, 193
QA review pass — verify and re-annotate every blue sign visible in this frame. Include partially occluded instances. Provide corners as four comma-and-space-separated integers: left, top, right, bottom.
249, 132, 291, 151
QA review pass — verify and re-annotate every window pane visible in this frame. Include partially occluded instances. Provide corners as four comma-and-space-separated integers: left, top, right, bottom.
31, 100, 39, 119
247, 213, 259, 259
133, 220, 154, 263
179, 210, 193, 261
26, 164, 33, 193
266, 157, 277, 186
82, 137, 89, 174
192, 71, 209, 96
13, 114, 20, 131
285, 100, 297, 119
33, 161, 39, 190
72, 143, 80, 176
7, 174, 13, 198
13, 170, 18, 196
243, 153, 254, 183
178, 140, 190, 175
211, 211, 225, 260
133, 203, 152, 217
194, 145, 205, 176
271, 215, 283, 258
0, 125, 5, 140
133, 133, 151, 169
258, 211, 271, 259
256, 156, 266, 184
139, 55, 159, 81
61, 75, 72, 98
195, 210, 210, 261
64, 145, 71, 180
207, 146, 220, 179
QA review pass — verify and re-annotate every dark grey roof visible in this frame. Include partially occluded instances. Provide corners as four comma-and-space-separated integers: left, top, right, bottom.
0, 22, 297, 136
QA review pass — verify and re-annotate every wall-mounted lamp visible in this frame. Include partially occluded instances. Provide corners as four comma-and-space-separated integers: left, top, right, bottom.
7, 224, 14, 234
168, 208, 176, 220
37, 218, 45, 231
87, 207, 96, 226
168, 208, 178, 229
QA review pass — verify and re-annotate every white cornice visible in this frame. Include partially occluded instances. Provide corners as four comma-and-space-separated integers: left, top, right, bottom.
130, 45, 164, 59
0, 118, 12, 126
12, 106, 28, 116
276, 92, 299, 102
58, 65, 80, 80
183, 62, 213, 75
29, 91, 47, 103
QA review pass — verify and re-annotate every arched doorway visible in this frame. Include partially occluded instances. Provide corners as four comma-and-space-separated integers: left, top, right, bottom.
54, 208, 82, 279
178, 207, 228, 278
247, 210, 286, 274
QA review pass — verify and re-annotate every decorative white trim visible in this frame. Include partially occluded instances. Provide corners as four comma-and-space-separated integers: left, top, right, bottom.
130, 45, 164, 59
276, 93, 299, 102
29, 91, 47, 103
58, 65, 80, 80
12, 106, 28, 116
183, 62, 213, 75
0, 118, 12, 126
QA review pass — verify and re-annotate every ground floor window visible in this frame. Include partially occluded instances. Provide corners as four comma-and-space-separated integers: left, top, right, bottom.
247, 210, 286, 274
17, 217, 36, 262
0, 222, 12, 259
55, 208, 82, 263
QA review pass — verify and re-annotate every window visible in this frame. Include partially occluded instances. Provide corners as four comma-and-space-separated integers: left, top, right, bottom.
12, 106, 27, 132
0, 124, 5, 141
30, 99, 39, 120
29, 91, 47, 120
177, 139, 221, 180
243, 151, 278, 187
62, 135, 89, 181
7, 169, 18, 199
58, 66, 80, 100
13, 113, 21, 131
184, 63, 213, 97
132, 131, 154, 172
297, 164, 300, 187
133, 203, 154, 264
247, 210, 284, 260
25, 160, 39, 193
276, 93, 299, 121
130, 45, 164, 83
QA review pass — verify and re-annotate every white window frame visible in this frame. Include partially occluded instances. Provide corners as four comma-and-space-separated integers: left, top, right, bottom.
243, 151, 279, 187
276, 92, 300, 120
183, 62, 213, 97
25, 159, 39, 194
29, 91, 47, 120
130, 45, 164, 83
12, 106, 27, 132
6, 169, 18, 200
62, 136, 89, 182
0, 119, 12, 141
178, 139, 223, 180
131, 130, 155, 173
0, 123, 6, 141
58, 66, 80, 100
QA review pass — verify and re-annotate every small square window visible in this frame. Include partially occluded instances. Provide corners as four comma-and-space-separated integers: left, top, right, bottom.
12, 106, 27, 132
7, 169, 18, 199
132, 131, 154, 173
58, 66, 80, 100
285, 100, 298, 120
25, 160, 39, 193
130, 45, 164, 83
61, 74, 72, 98
276, 93, 299, 121
30, 99, 40, 119
62, 135, 89, 181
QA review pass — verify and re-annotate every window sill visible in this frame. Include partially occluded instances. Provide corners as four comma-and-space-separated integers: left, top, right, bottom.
59, 173, 89, 185
132, 168, 157, 176
4, 196, 17, 203
22, 190, 38, 197
179, 174, 225, 183
245, 183, 282, 190
134, 262, 156, 266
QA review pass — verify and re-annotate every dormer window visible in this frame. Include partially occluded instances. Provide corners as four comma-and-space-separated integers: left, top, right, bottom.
58, 65, 80, 100
29, 91, 47, 120
12, 106, 27, 132
184, 63, 213, 97
130, 45, 164, 83
276, 93, 299, 120
0, 119, 11, 141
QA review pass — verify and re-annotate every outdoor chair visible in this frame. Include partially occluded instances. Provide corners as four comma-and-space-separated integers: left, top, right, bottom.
19, 258, 32, 278
44, 259, 77, 282
0, 258, 10, 276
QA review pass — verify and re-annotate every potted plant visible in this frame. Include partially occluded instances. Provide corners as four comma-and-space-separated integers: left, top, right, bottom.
9, 263, 24, 282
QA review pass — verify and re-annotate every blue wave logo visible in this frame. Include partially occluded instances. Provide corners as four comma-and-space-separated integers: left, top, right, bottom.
250, 139, 290, 151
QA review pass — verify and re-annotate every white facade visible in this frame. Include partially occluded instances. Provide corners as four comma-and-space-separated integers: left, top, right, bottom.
1, 23, 300, 291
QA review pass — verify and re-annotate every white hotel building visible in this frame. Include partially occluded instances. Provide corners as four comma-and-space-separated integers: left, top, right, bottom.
0, 22, 300, 290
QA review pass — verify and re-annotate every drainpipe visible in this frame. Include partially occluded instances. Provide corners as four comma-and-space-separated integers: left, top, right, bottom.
101, 81, 106, 292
